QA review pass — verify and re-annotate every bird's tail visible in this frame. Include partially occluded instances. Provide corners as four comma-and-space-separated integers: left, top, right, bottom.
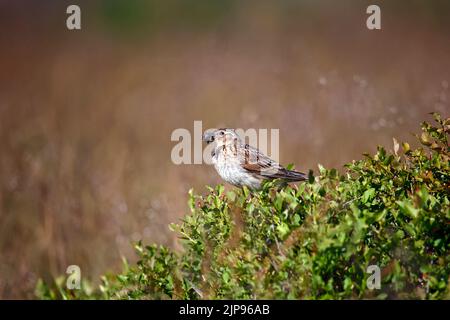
283, 169, 309, 182
262, 167, 309, 182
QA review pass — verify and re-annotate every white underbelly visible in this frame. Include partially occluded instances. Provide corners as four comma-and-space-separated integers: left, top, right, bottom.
214, 161, 261, 189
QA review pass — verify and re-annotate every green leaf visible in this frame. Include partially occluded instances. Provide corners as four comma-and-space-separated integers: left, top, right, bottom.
362, 188, 375, 203
276, 222, 290, 238
396, 200, 419, 219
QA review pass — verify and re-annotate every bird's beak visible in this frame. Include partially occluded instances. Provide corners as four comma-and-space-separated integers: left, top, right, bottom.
203, 131, 215, 144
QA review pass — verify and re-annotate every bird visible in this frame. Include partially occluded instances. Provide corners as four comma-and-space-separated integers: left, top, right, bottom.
203, 128, 308, 189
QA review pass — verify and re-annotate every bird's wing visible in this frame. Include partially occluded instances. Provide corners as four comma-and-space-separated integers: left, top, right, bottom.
237, 144, 307, 181
238, 144, 284, 175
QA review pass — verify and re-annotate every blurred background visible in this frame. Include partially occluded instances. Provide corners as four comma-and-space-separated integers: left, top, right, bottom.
0, 0, 449, 299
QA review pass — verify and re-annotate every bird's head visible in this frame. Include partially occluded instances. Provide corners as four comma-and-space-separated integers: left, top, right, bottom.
203, 128, 241, 148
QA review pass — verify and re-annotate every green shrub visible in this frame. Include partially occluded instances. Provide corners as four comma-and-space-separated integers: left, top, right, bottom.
36, 113, 449, 300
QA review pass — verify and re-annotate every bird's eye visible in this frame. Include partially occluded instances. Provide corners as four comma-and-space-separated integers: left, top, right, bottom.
220, 131, 225, 136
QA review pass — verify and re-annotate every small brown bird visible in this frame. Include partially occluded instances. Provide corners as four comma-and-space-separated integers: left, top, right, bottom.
203, 128, 308, 189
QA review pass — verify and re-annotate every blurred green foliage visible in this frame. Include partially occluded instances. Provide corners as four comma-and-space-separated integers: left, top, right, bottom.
37, 113, 449, 299
98, 0, 235, 35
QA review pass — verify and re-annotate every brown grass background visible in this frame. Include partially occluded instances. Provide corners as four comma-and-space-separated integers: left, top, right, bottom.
0, 0, 449, 298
